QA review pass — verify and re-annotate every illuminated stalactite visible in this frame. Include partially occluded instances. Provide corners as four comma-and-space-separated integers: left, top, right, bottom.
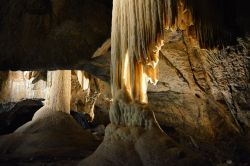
110, 0, 196, 126
78, 1, 245, 165
75, 70, 90, 91
111, 0, 236, 105
111, 0, 193, 103
111, 0, 168, 104
46, 70, 71, 113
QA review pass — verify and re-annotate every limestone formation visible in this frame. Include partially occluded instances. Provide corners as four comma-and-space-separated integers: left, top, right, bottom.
78, 0, 250, 165
46, 70, 71, 113
0, 0, 249, 165
79, 91, 210, 166
147, 30, 248, 139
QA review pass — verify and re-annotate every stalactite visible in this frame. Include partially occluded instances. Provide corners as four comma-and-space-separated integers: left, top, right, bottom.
76, 70, 90, 91
111, 0, 238, 105
111, 0, 172, 104
111, 0, 191, 103
110, 0, 241, 127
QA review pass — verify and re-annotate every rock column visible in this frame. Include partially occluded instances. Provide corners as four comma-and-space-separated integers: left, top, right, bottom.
46, 70, 71, 113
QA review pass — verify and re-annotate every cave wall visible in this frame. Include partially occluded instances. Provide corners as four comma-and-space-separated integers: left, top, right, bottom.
148, 30, 250, 139
0, 71, 47, 103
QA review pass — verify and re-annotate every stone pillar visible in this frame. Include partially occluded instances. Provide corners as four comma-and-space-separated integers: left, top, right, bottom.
46, 70, 71, 113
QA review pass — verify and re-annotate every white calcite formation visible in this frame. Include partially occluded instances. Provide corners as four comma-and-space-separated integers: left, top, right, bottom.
45, 70, 71, 113
79, 1, 208, 166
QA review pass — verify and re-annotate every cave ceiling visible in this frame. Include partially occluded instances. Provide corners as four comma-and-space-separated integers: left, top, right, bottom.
0, 0, 249, 81
0, 0, 112, 81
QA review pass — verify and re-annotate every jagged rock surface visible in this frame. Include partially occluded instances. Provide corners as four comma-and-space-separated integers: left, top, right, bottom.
148, 30, 250, 139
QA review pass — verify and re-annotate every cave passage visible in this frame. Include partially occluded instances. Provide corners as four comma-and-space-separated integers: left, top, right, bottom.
0, 0, 250, 166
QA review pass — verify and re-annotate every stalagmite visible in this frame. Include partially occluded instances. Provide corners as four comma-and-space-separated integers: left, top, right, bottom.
46, 70, 71, 113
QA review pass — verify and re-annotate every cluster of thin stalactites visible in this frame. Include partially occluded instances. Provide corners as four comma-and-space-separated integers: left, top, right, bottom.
111, 0, 192, 103
111, 0, 238, 104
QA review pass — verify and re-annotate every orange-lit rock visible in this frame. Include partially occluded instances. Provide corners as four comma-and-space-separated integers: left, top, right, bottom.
0, 71, 47, 103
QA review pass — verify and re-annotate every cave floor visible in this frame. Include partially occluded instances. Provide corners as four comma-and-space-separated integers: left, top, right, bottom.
0, 155, 85, 166
0, 109, 103, 166
0, 128, 250, 166
0, 126, 250, 166
0, 106, 249, 166
0, 132, 102, 166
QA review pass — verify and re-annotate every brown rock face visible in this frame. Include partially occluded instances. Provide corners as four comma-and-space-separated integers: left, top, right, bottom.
148, 30, 250, 139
